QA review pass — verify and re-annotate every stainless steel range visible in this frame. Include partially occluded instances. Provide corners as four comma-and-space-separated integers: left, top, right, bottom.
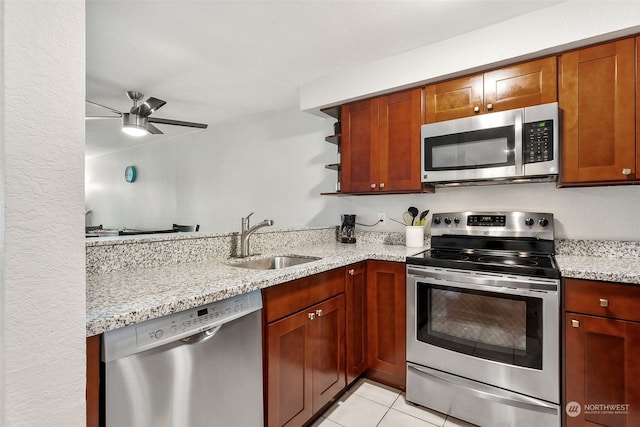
406, 211, 561, 427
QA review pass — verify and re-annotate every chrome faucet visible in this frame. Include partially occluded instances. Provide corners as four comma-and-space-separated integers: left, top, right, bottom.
239, 212, 274, 257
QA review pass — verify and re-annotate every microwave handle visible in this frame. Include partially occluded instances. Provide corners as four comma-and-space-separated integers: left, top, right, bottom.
514, 111, 523, 175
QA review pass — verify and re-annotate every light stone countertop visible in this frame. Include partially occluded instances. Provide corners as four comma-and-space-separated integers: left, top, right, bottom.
87, 241, 427, 337
556, 255, 640, 286
86, 231, 640, 337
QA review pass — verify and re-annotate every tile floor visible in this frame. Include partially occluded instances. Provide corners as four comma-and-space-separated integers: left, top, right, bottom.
312, 379, 478, 427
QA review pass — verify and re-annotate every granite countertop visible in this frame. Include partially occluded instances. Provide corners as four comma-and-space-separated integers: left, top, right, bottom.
86, 230, 640, 337
87, 241, 426, 337
556, 255, 640, 286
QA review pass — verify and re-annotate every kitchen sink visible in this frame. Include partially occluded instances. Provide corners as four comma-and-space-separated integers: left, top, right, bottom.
230, 255, 321, 270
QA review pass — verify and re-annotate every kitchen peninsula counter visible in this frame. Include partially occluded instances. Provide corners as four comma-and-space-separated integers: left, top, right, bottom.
86, 231, 426, 336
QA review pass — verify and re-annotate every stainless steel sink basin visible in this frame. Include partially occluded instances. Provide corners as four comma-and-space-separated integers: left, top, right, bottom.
231, 255, 321, 270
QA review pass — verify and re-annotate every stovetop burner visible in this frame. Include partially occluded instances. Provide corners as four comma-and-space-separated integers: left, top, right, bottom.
476, 255, 539, 266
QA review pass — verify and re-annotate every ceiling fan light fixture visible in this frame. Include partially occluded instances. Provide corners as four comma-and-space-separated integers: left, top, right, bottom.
122, 113, 149, 137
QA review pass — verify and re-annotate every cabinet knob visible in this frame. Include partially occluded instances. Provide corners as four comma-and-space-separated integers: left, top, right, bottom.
487, 103, 493, 111
348, 269, 354, 275
371, 183, 376, 189
315, 309, 323, 317
473, 106, 480, 113
308, 313, 315, 320
622, 168, 632, 175
571, 319, 580, 328
599, 298, 609, 307
379, 182, 385, 189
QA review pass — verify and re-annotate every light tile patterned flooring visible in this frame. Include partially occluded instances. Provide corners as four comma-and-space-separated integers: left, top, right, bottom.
312, 379, 478, 427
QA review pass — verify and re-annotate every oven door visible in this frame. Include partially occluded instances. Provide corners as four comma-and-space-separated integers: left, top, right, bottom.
406, 265, 559, 404
421, 108, 523, 183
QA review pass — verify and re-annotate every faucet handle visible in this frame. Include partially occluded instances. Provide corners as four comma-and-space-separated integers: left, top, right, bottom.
244, 212, 254, 220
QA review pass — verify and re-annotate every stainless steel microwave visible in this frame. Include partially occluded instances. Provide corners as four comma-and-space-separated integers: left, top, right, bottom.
421, 102, 559, 185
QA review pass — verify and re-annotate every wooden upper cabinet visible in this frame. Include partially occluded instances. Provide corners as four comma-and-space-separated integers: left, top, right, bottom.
425, 56, 557, 123
425, 74, 483, 122
484, 57, 557, 112
341, 88, 423, 193
341, 98, 378, 193
378, 89, 423, 192
559, 37, 636, 185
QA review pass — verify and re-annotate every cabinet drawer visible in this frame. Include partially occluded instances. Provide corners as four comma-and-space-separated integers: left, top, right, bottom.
564, 278, 640, 322
263, 268, 345, 323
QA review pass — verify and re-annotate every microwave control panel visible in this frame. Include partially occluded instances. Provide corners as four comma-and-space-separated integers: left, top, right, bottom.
523, 120, 554, 164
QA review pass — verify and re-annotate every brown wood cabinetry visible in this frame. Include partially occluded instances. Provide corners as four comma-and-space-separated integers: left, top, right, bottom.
425, 56, 557, 123
263, 269, 346, 427
341, 88, 423, 194
365, 260, 406, 390
559, 37, 637, 185
345, 262, 367, 384
563, 278, 640, 426
86, 335, 101, 427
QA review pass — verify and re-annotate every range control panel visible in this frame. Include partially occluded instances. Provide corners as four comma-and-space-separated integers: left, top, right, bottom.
523, 120, 554, 164
431, 211, 554, 240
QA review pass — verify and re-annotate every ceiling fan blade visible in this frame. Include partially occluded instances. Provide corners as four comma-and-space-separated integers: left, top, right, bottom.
147, 123, 164, 135
144, 97, 166, 113
85, 100, 123, 116
131, 97, 167, 117
148, 117, 208, 129
85, 116, 121, 120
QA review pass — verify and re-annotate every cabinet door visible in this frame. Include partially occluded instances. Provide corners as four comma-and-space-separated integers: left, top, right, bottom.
341, 98, 379, 192
483, 56, 557, 112
86, 335, 101, 427
366, 261, 406, 390
311, 295, 346, 411
560, 38, 636, 184
425, 74, 483, 122
565, 313, 640, 427
346, 263, 367, 384
378, 88, 423, 192
266, 310, 313, 427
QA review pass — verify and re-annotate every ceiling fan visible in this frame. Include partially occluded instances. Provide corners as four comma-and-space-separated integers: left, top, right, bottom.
86, 91, 208, 137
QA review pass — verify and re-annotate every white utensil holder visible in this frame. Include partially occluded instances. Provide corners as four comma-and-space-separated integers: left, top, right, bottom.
405, 226, 424, 248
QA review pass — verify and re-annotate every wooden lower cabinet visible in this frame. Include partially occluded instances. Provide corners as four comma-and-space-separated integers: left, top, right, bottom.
365, 260, 406, 390
346, 262, 367, 384
564, 279, 640, 426
264, 270, 346, 427
264, 261, 408, 426
86, 335, 101, 427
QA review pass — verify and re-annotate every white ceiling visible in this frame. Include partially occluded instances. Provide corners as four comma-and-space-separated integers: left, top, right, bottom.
86, 0, 562, 157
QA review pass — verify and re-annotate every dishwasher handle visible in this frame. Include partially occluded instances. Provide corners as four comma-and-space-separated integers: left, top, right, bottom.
181, 325, 222, 344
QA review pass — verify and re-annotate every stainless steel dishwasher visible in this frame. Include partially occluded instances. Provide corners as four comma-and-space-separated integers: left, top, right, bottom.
102, 290, 263, 427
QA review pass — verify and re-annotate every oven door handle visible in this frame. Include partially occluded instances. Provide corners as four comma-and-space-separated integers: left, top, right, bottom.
408, 364, 558, 414
407, 267, 558, 292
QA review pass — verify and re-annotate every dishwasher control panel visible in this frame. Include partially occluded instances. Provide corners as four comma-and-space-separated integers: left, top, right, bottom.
103, 290, 263, 362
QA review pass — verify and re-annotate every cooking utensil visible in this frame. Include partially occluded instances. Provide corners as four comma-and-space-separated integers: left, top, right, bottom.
416, 210, 429, 226
403, 211, 413, 225
408, 207, 419, 225
390, 218, 407, 226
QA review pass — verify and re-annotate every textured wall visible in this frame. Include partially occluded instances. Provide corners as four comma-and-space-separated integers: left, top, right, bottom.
1, 1, 86, 425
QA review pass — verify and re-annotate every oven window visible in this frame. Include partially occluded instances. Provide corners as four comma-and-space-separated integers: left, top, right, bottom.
416, 283, 542, 369
425, 125, 515, 170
